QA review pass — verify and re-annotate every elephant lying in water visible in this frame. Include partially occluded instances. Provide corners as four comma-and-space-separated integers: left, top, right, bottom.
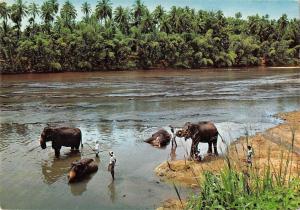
176, 121, 224, 159
40, 127, 82, 157
68, 158, 98, 183
144, 129, 172, 147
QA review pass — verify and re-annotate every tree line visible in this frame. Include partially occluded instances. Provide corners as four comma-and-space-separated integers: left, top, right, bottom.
0, 0, 299, 73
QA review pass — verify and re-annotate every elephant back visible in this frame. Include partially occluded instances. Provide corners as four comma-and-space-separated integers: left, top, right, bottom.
86, 162, 98, 174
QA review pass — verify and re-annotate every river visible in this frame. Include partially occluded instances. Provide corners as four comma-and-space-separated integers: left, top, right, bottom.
0, 68, 299, 209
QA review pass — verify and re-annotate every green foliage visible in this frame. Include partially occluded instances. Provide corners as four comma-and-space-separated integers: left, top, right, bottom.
0, 0, 299, 73
187, 169, 300, 210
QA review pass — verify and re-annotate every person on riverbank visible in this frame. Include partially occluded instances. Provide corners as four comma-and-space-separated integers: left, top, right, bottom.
108, 151, 116, 180
247, 145, 254, 166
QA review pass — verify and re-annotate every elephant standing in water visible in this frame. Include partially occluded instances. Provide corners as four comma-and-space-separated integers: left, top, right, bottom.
144, 129, 171, 147
40, 127, 82, 157
176, 121, 224, 159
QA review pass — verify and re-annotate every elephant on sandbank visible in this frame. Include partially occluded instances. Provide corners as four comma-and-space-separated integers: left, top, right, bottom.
176, 121, 224, 159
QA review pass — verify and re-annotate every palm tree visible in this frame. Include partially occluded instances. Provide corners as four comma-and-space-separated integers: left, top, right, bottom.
169, 6, 180, 33
81, 2, 91, 22
159, 16, 171, 34
0, 2, 11, 34
114, 6, 130, 34
132, 0, 145, 26
140, 10, 154, 33
60, 1, 77, 30
41, 1, 54, 32
95, 0, 112, 25
152, 5, 165, 26
10, 0, 27, 37
49, 0, 59, 14
28, 2, 40, 26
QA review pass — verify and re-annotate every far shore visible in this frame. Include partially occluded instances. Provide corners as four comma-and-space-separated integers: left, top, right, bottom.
1, 66, 299, 76
156, 110, 300, 210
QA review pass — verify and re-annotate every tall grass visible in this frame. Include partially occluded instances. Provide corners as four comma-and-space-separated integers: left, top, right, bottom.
186, 129, 300, 210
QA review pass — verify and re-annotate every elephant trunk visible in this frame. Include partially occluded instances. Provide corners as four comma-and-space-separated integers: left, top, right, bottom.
40, 138, 47, 149
145, 136, 161, 147
144, 137, 154, 143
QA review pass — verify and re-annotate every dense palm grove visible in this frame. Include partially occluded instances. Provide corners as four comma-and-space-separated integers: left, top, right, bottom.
0, 0, 299, 73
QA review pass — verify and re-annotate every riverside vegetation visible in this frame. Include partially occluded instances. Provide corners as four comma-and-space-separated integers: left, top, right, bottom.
0, 0, 300, 73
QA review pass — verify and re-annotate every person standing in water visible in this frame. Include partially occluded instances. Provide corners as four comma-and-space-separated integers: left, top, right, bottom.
94, 141, 100, 158
108, 151, 116, 180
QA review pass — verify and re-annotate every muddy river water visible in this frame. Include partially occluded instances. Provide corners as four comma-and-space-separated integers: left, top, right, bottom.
0, 68, 299, 209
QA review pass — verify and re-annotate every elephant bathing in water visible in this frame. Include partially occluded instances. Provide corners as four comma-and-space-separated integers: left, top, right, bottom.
176, 121, 224, 159
68, 158, 98, 183
40, 127, 83, 158
144, 129, 171, 147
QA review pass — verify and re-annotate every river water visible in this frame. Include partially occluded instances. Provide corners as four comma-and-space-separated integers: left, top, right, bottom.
0, 68, 299, 209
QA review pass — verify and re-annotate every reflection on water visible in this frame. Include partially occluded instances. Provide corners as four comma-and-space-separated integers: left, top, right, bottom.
0, 68, 299, 209
41, 153, 81, 185
69, 157, 100, 196
108, 181, 116, 203
69, 174, 95, 196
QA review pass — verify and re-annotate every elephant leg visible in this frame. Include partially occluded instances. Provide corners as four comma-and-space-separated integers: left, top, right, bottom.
213, 141, 218, 156
71, 147, 74, 151
207, 142, 213, 154
55, 149, 60, 158
190, 142, 195, 160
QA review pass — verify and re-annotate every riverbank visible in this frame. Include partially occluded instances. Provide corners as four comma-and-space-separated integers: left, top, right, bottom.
1, 66, 300, 75
156, 110, 300, 209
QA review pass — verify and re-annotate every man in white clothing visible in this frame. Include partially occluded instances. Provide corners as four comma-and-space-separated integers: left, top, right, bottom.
247, 145, 254, 166
108, 151, 116, 180
94, 141, 100, 157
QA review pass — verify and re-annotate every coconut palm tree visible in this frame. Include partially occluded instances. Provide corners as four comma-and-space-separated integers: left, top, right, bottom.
95, 0, 112, 25
0, 2, 11, 34
60, 1, 77, 30
81, 2, 91, 22
140, 10, 154, 33
152, 5, 165, 27
28, 2, 40, 26
49, 0, 59, 14
132, 0, 146, 26
159, 16, 171, 34
41, 1, 54, 32
10, 0, 27, 38
114, 6, 130, 34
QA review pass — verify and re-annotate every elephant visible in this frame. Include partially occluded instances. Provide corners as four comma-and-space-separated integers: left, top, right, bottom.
40, 127, 83, 158
144, 129, 172, 147
176, 121, 224, 159
68, 158, 98, 183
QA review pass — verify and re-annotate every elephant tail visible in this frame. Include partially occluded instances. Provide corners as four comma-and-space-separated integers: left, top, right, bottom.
80, 131, 83, 148
218, 132, 226, 143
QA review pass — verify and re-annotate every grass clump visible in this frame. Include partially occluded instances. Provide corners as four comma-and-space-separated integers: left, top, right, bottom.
187, 168, 300, 210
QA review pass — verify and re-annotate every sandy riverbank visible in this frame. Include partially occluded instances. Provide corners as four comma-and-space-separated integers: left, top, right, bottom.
156, 110, 300, 209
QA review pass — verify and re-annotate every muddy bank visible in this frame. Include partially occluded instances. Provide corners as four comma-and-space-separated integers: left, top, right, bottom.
155, 110, 300, 209
156, 198, 187, 210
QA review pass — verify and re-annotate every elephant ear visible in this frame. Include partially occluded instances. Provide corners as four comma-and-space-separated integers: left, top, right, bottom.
186, 123, 195, 138
45, 127, 54, 140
